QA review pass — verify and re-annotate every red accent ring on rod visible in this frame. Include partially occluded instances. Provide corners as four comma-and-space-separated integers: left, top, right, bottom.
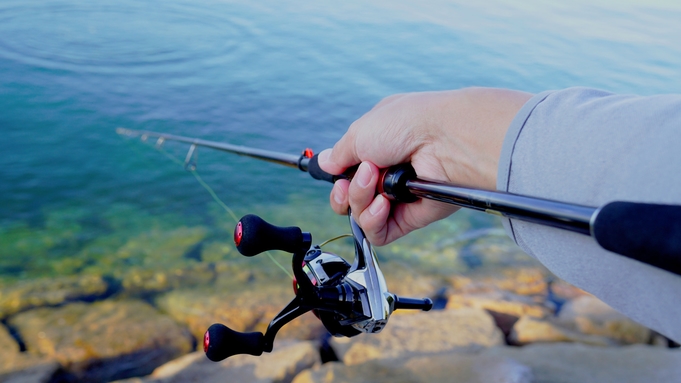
376, 168, 388, 197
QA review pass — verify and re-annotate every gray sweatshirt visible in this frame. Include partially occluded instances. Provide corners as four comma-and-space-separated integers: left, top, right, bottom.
498, 87, 681, 342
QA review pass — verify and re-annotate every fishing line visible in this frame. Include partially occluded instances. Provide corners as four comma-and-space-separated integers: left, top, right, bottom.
318, 234, 353, 248
126, 138, 294, 279
158, 147, 293, 279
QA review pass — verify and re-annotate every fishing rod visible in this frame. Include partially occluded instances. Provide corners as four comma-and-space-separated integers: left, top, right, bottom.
118, 127, 681, 360
117, 127, 681, 277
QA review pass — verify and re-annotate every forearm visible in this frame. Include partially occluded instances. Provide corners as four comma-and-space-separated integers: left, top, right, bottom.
498, 87, 681, 341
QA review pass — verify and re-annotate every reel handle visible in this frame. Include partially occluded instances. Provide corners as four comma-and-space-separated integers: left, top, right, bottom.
394, 296, 433, 311
204, 323, 265, 361
235, 214, 304, 256
308, 155, 418, 203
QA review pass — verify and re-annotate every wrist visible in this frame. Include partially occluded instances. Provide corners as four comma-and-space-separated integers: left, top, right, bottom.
437, 88, 532, 190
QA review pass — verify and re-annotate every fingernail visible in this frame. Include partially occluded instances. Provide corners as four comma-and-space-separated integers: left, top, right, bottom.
356, 162, 372, 189
333, 188, 344, 205
369, 197, 384, 216
318, 149, 332, 166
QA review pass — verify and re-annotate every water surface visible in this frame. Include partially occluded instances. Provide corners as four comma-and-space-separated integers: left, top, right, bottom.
1, 0, 681, 281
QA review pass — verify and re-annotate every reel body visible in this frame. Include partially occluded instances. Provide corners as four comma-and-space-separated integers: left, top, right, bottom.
204, 213, 432, 362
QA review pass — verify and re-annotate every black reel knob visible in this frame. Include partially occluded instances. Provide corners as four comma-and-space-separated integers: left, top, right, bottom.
394, 296, 433, 311
204, 323, 265, 362
235, 214, 305, 256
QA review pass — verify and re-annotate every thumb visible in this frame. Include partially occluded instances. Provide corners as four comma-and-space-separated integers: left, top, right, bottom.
318, 131, 361, 175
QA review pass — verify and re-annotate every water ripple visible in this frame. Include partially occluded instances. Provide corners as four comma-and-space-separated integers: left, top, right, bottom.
0, 0, 253, 74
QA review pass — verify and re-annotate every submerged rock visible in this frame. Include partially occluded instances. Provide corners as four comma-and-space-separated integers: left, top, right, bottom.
0, 275, 109, 319
484, 343, 681, 383
329, 308, 504, 365
8, 299, 194, 382
113, 341, 320, 383
119, 262, 217, 296
111, 227, 208, 266
292, 351, 532, 383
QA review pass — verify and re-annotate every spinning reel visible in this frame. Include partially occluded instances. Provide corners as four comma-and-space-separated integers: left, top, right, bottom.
203, 213, 433, 361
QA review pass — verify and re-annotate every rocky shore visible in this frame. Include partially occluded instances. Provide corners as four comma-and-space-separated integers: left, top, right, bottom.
1, 261, 679, 383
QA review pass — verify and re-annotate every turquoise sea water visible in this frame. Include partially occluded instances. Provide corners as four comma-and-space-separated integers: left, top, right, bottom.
2, 0, 681, 282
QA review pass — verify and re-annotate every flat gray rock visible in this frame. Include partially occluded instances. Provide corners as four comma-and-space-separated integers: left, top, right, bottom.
0, 361, 62, 383
485, 343, 681, 383
113, 341, 320, 383
292, 351, 532, 383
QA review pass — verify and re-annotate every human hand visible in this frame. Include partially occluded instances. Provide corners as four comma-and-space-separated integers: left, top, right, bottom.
318, 87, 532, 245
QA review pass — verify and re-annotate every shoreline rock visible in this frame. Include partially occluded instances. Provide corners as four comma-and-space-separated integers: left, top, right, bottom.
113, 340, 320, 383
8, 299, 195, 382
330, 308, 504, 365
292, 352, 533, 383
1, 324, 59, 379
556, 295, 650, 344
509, 315, 616, 346
0, 275, 109, 320
155, 285, 325, 347
484, 343, 681, 383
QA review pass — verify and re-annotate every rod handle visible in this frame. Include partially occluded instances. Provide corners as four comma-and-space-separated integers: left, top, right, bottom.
307, 154, 417, 203
204, 323, 265, 361
592, 201, 681, 276
307, 154, 338, 183
235, 214, 304, 256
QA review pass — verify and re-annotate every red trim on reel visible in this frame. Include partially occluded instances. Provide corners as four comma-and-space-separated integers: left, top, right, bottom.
234, 221, 243, 246
203, 330, 210, 353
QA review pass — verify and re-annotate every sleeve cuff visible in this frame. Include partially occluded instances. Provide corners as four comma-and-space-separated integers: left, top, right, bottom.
496, 90, 554, 242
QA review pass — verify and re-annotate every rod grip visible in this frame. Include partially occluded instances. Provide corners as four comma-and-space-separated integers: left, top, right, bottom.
592, 201, 681, 276
307, 154, 336, 183
235, 214, 303, 256
204, 323, 265, 361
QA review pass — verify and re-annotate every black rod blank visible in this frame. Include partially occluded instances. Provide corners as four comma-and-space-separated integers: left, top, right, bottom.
117, 128, 302, 168
406, 178, 595, 235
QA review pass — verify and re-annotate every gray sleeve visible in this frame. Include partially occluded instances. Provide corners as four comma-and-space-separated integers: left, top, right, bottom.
497, 87, 681, 342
